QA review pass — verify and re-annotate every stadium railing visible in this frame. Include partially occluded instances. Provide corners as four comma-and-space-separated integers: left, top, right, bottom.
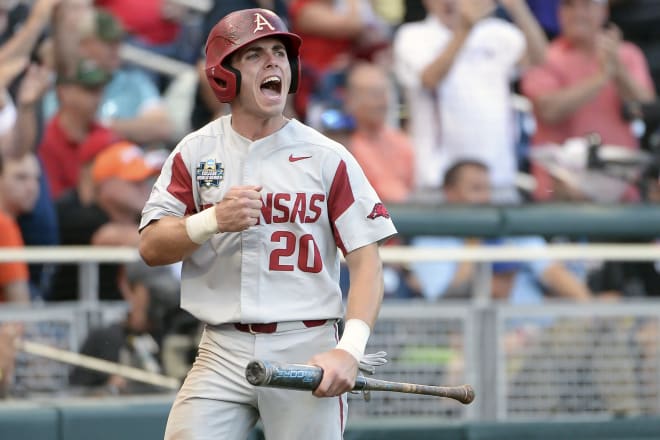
2, 244, 660, 421
3, 203, 660, 424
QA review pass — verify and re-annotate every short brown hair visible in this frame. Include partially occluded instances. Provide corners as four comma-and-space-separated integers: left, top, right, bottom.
442, 159, 488, 189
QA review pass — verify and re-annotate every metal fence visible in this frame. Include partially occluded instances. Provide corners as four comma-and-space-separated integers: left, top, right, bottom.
5, 243, 660, 421
4, 300, 660, 421
496, 304, 660, 421
352, 301, 660, 422
0, 302, 127, 398
349, 303, 476, 420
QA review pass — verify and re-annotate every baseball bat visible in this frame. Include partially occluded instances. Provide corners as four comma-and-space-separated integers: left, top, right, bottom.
15, 339, 181, 390
245, 360, 475, 404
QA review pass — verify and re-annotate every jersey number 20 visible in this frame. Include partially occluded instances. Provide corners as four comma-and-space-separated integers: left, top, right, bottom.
269, 231, 322, 273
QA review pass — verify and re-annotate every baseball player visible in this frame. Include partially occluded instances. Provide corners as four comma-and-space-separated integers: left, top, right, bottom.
138, 8, 397, 440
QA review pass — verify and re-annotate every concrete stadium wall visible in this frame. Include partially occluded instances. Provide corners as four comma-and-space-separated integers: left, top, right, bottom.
3, 401, 660, 440
389, 203, 660, 238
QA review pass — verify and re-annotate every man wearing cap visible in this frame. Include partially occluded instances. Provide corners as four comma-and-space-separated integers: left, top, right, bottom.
38, 57, 117, 200
91, 141, 161, 226
49, 141, 160, 302
47, 6, 173, 146
521, 0, 656, 201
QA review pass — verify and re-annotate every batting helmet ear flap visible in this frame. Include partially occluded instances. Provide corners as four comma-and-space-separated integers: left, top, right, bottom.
288, 56, 300, 94
226, 64, 242, 98
205, 63, 242, 104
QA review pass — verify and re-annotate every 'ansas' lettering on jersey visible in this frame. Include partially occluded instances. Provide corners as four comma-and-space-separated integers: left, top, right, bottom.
260, 193, 325, 224
199, 193, 325, 223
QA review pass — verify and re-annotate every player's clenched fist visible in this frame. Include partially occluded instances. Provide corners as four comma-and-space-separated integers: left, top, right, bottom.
183, 185, 263, 245
216, 185, 263, 232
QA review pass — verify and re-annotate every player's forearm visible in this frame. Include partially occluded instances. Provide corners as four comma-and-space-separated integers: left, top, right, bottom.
109, 110, 174, 145
420, 27, 470, 90
542, 263, 591, 302
344, 243, 384, 328
11, 104, 38, 157
534, 71, 609, 124
448, 261, 476, 289
139, 216, 200, 266
52, 1, 85, 78
506, 0, 547, 67
614, 67, 655, 103
91, 223, 140, 247
0, 8, 49, 64
5, 280, 31, 304
295, 0, 364, 39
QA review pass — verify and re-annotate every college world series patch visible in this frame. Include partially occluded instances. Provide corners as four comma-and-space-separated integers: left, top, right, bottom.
196, 159, 224, 187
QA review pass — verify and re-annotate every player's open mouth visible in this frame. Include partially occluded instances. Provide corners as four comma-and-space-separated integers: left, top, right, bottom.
260, 75, 282, 98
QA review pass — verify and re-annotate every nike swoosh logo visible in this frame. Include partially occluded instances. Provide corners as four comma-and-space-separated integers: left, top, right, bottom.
289, 154, 312, 162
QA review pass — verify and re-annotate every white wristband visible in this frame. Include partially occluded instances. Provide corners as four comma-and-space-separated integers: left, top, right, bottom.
185, 206, 219, 244
336, 319, 371, 362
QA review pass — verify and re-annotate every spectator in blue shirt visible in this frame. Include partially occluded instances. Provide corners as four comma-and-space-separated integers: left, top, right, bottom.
410, 159, 593, 304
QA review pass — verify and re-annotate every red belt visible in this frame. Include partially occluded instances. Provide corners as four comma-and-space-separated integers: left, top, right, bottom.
233, 320, 327, 334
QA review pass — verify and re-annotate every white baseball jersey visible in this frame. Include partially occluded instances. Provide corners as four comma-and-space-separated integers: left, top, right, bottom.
140, 115, 397, 325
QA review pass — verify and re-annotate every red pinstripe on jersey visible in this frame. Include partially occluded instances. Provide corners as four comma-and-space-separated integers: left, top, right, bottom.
167, 152, 196, 215
328, 160, 354, 255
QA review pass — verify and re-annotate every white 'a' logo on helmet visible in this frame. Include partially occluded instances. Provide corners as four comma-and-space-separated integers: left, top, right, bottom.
253, 13, 275, 33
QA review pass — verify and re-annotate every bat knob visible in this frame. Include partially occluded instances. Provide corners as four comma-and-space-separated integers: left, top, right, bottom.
463, 385, 476, 404
245, 360, 268, 386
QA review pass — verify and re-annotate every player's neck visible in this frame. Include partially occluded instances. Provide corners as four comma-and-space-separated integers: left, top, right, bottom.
230, 113, 288, 141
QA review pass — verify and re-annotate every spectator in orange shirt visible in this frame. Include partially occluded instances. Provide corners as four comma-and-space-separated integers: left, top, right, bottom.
0, 153, 40, 303
345, 62, 414, 203
339, 62, 419, 300
521, 0, 655, 200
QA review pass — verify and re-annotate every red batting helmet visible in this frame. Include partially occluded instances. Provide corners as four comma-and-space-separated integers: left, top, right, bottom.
204, 8, 302, 103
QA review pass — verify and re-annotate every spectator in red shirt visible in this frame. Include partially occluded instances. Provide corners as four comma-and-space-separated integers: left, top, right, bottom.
521, 0, 655, 200
38, 58, 118, 200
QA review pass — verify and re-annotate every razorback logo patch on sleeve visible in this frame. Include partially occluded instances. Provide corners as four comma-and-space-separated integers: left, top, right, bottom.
367, 202, 390, 220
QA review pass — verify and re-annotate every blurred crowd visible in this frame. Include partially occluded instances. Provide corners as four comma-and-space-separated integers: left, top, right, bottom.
1, 0, 660, 397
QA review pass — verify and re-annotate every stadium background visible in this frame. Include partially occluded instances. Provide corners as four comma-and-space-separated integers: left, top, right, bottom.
3, 0, 660, 439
